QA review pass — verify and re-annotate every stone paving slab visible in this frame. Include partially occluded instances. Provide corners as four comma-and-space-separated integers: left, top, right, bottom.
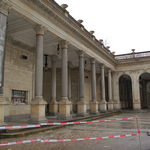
0, 109, 150, 150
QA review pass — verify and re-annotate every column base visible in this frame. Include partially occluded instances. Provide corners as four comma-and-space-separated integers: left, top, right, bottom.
108, 101, 114, 112
90, 101, 99, 115
49, 101, 58, 116
113, 101, 121, 110
28, 118, 48, 124
57, 101, 72, 120
133, 101, 141, 110
28, 96, 48, 124
0, 96, 7, 126
0, 122, 7, 126
76, 101, 89, 117
100, 101, 107, 113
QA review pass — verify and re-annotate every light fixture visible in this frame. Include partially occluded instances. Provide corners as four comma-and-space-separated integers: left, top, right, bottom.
44, 54, 48, 71
57, 44, 60, 55
84, 60, 87, 67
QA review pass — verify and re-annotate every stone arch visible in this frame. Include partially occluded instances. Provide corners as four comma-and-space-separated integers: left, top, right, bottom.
119, 74, 133, 109
117, 72, 132, 83
139, 72, 150, 108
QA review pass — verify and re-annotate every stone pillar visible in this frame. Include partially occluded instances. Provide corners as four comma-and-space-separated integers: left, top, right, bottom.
68, 61, 73, 114
0, 2, 10, 126
107, 69, 113, 111
132, 76, 141, 110
49, 55, 58, 116
28, 25, 48, 124
100, 64, 107, 112
58, 40, 72, 120
76, 50, 88, 116
112, 72, 121, 110
90, 58, 99, 114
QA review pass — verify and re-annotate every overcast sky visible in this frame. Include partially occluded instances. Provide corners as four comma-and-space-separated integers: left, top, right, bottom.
55, 0, 150, 55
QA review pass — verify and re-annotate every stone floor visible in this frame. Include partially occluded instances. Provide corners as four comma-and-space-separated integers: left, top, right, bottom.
0, 109, 150, 150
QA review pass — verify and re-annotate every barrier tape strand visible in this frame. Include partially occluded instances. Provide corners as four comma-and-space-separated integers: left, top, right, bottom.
0, 130, 140, 146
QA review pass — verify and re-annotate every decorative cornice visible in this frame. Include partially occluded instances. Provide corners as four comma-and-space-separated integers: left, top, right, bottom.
0, 0, 11, 16
117, 59, 150, 66
6, 36, 35, 52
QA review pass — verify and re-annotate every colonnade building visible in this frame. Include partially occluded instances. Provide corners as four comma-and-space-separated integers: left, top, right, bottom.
0, 0, 150, 125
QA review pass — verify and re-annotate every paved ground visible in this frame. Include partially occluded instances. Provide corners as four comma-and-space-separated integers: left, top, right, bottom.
0, 109, 150, 150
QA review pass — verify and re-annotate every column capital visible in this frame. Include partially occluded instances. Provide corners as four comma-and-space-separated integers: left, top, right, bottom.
68, 61, 72, 67
100, 64, 105, 69
51, 54, 58, 61
77, 50, 85, 58
90, 58, 96, 64
108, 68, 111, 73
0, 1, 11, 16
33, 24, 47, 35
59, 40, 69, 49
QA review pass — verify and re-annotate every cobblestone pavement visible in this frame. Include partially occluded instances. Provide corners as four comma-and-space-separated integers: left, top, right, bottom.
1, 110, 150, 150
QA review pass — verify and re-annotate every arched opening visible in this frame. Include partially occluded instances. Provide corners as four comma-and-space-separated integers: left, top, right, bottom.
139, 73, 150, 109
119, 74, 133, 109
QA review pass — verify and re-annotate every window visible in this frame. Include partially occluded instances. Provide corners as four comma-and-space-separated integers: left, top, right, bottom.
11, 90, 27, 105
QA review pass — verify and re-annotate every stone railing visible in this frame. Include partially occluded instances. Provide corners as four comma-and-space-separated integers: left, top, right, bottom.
115, 51, 150, 60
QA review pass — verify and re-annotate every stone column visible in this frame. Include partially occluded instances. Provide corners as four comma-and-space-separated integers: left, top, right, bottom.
0, 2, 10, 126
58, 40, 72, 120
107, 69, 113, 111
76, 50, 88, 116
90, 58, 99, 114
100, 64, 107, 112
49, 55, 58, 116
68, 61, 73, 114
132, 75, 141, 110
28, 25, 48, 124
112, 72, 121, 110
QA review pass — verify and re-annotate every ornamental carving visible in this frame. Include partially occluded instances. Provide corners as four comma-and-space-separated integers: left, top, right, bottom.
0, 0, 11, 16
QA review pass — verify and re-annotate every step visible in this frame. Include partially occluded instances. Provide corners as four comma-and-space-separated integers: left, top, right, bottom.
0, 111, 121, 139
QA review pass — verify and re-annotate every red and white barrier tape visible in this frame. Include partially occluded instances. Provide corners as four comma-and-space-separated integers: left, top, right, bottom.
0, 130, 141, 146
0, 117, 137, 130
0, 139, 40, 146
41, 130, 141, 143
40, 117, 137, 126
0, 124, 41, 130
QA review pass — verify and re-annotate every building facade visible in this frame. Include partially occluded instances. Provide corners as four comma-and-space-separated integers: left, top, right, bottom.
0, 0, 150, 125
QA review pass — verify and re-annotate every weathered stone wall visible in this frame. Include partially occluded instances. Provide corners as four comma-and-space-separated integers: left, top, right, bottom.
3, 38, 35, 116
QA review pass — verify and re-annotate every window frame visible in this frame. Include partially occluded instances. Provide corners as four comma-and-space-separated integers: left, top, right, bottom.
11, 90, 27, 105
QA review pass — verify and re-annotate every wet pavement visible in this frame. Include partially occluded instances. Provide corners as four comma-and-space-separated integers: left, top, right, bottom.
0, 109, 150, 150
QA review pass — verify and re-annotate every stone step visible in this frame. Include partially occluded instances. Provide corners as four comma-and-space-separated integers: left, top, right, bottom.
0, 111, 121, 139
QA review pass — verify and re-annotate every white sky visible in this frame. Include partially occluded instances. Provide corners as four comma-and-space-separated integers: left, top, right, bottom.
55, 0, 150, 55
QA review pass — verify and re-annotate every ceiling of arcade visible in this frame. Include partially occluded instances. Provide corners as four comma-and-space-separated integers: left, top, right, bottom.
6, 12, 111, 73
